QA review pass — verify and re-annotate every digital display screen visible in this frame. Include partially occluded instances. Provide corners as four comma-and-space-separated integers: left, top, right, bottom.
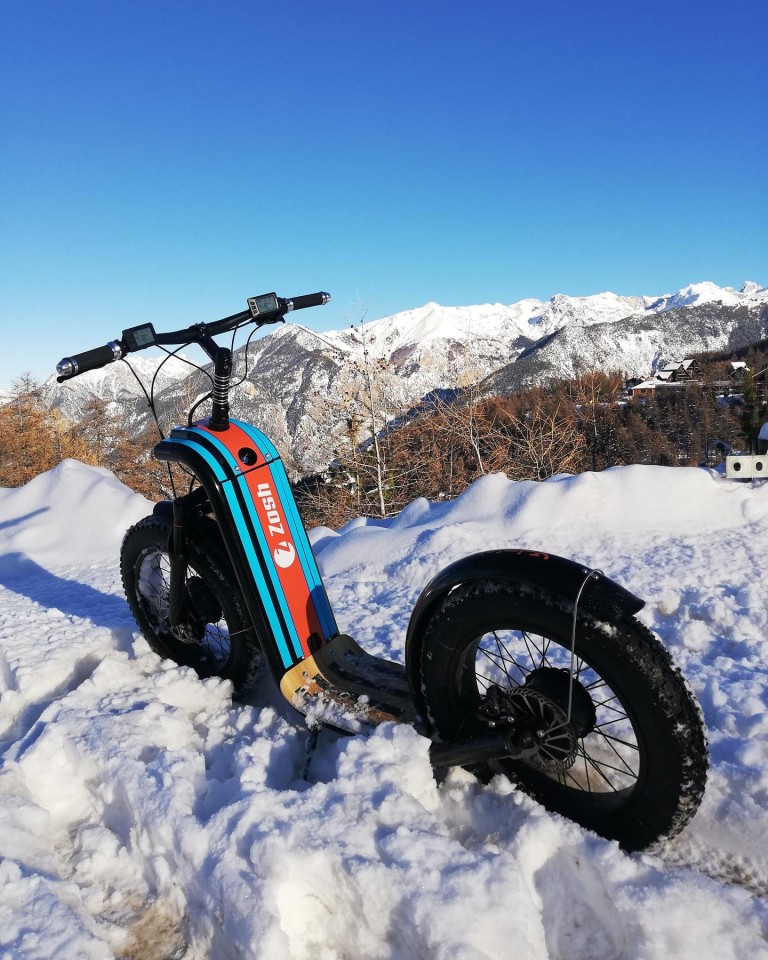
122, 323, 157, 351
247, 293, 279, 317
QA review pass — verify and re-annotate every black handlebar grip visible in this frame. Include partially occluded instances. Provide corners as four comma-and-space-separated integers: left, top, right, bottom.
56, 342, 123, 382
288, 292, 331, 311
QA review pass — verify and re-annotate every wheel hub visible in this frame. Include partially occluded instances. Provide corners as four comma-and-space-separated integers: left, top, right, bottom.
524, 667, 597, 738
480, 676, 594, 771
170, 576, 223, 645
505, 687, 578, 771
186, 576, 223, 624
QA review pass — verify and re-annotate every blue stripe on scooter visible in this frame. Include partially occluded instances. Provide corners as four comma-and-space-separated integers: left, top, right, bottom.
233, 474, 305, 659
232, 471, 306, 658
170, 429, 300, 655
161, 433, 297, 668
232, 420, 338, 638
176, 428, 305, 661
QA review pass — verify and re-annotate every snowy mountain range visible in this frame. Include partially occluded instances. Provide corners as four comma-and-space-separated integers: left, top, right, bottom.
39, 353, 195, 423
42, 280, 768, 475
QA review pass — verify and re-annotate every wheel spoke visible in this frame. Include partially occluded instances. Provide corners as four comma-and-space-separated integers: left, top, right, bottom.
592, 731, 640, 765
478, 639, 529, 684
592, 698, 628, 718
581, 752, 593, 792
138, 549, 232, 664
520, 630, 546, 668
470, 620, 644, 795
592, 721, 639, 743
559, 761, 591, 791
493, 631, 533, 678
575, 747, 623, 791
480, 642, 521, 677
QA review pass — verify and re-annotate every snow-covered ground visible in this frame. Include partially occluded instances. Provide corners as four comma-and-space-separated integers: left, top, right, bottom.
1, 459, 767, 959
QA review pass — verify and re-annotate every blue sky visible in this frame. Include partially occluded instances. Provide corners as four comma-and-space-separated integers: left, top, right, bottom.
1, 0, 766, 388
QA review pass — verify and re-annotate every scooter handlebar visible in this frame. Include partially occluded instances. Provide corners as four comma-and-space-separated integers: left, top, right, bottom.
53, 290, 331, 380
56, 341, 124, 382
286, 292, 331, 312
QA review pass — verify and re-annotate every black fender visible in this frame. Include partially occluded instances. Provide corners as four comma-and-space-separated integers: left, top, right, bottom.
152, 430, 341, 682
404, 549, 645, 722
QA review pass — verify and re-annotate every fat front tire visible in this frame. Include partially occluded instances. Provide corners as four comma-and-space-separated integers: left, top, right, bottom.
419, 579, 708, 851
121, 516, 264, 697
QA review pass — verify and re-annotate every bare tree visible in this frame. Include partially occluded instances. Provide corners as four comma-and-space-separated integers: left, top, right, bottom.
569, 371, 624, 471
502, 401, 586, 480
308, 314, 410, 518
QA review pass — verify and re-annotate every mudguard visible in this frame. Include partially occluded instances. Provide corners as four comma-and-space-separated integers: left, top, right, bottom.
154, 417, 339, 682
404, 549, 645, 723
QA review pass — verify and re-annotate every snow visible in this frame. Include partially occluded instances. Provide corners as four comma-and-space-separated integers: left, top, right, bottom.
644, 280, 768, 314
1, 460, 768, 958
50, 353, 194, 400
328, 291, 647, 357
323, 281, 767, 361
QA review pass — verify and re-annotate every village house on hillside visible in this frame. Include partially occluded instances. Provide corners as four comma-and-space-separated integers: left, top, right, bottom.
630, 357, 702, 397
657, 358, 703, 382
751, 366, 768, 400
630, 358, 755, 398
630, 378, 683, 397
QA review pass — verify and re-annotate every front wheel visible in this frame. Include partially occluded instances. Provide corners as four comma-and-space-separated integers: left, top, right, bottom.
121, 516, 264, 698
418, 579, 708, 851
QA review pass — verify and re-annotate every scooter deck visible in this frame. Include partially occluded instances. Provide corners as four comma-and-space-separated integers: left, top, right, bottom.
279, 633, 418, 733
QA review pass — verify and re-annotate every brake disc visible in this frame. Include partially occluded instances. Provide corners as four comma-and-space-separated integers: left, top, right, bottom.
482, 685, 578, 771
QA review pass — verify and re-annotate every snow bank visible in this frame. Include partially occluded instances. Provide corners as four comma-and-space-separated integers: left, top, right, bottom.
0, 459, 152, 570
1, 462, 767, 958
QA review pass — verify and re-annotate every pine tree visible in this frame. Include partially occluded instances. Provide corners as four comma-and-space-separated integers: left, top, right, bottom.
0, 376, 94, 486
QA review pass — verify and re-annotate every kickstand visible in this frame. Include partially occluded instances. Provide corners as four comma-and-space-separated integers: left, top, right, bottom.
302, 726, 320, 781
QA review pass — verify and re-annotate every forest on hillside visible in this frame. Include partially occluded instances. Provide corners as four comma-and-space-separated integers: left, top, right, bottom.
294, 363, 759, 527
2, 344, 767, 529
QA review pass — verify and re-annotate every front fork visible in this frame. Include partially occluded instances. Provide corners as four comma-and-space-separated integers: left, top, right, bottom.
166, 487, 210, 628
167, 342, 230, 629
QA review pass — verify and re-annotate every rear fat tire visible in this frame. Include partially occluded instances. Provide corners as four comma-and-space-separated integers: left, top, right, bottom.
418, 579, 708, 851
120, 516, 264, 697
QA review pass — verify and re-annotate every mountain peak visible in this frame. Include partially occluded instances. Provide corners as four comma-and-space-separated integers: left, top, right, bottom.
644, 281, 741, 313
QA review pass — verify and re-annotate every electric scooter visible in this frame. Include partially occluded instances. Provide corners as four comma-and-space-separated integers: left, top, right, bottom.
56, 290, 708, 851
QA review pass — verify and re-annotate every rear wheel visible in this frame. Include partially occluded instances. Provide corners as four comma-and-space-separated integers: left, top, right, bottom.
121, 516, 264, 697
419, 579, 708, 851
